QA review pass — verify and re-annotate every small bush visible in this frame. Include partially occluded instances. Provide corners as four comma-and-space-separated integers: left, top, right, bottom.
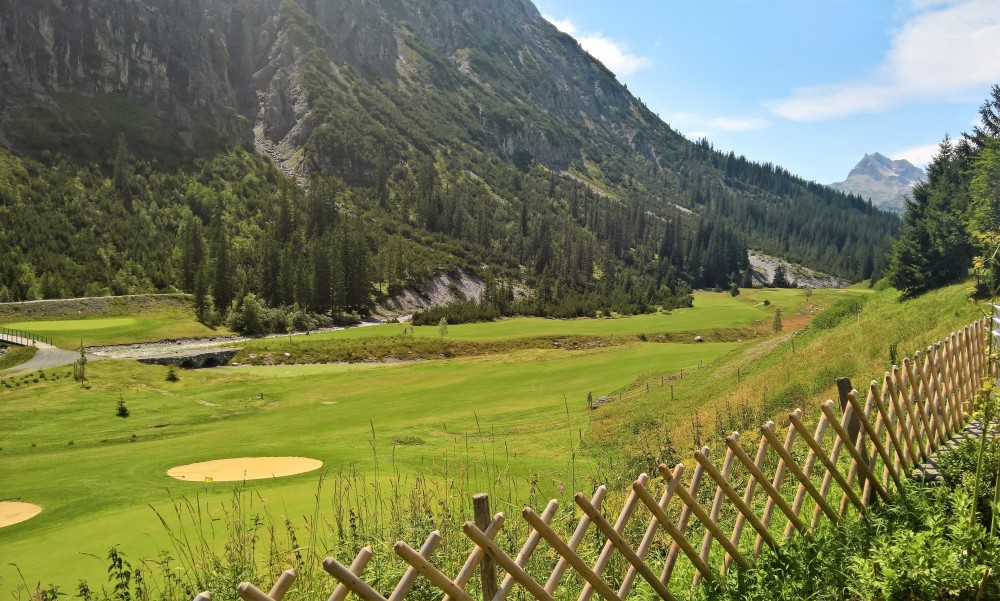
116, 396, 130, 418
165, 366, 179, 382
937, 435, 1000, 526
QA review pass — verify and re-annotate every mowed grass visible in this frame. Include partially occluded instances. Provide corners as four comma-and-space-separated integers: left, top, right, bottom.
257, 288, 866, 345
1, 313, 229, 348
0, 287, 870, 591
0, 338, 739, 590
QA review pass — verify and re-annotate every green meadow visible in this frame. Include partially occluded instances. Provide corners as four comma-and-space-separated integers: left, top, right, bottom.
1, 313, 229, 349
0, 287, 871, 591
266, 288, 866, 343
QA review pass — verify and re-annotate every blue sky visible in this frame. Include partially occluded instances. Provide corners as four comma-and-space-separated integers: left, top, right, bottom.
532, 0, 1000, 184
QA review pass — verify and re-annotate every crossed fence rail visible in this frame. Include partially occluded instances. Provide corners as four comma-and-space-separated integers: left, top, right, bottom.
0, 327, 52, 347
195, 317, 991, 601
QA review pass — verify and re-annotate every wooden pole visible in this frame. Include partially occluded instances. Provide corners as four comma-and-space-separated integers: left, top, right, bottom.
694, 445, 737, 585
725, 434, 807, 536
756, 414, 798, 556
895, 363, 927, 461
820, 401, 889, 502
545, 487, 606, 593
463, 522, 554, 601
789, 413, 829, 535
837, 378, 869, 495
473, 494, 498, 601
661, 457, 708, 581
657, 464, 749, 569
869, 380, 907, 478
322, 556, 388, 601
726, 435, 771, 571
389, 531, 441, 601
493, 502, 555, 601
575, 493, 677, 601
760, 422, 841, 525
619, 465, 684, 597
631, 477, 716, 582
268, 570, 297, 601
394, 541, 476, 601
788, 413, 866, 515
694, 447, 777, 549
522, 508, 623, 601
328, 547, 373, 601
845, 390, 903, 491
579, 475, 649, 601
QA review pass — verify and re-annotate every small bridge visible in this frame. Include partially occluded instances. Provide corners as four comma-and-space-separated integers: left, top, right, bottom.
136, 348, 238, 369
0, 327, 53, 347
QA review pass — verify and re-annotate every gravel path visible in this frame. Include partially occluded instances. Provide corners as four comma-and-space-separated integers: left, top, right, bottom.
0, 347, 101, 373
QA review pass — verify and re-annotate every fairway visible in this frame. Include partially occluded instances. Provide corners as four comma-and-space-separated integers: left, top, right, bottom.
0, 337, 739, 590
259, 288, 866, 345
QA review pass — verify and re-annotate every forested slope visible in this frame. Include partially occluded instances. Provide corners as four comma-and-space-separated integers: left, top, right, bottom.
0, 0, 900, 319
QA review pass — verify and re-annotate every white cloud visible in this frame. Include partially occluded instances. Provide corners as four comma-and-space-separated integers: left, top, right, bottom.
891, 142, 940, 166
663, 112, 770, 137
544, 15, 578, 36
710, 117, 771, 132
543, 14, 652, 77
769, 0, 1000, 121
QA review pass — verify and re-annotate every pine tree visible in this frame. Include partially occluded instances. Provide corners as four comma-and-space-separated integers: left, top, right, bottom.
210, 199, 234, 315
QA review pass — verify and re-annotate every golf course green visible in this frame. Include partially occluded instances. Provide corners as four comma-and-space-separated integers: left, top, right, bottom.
0, 288, 864, 591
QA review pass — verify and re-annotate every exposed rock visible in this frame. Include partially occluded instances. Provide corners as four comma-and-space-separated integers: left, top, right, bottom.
376, 269, 486, 317
749, 251, 850, 289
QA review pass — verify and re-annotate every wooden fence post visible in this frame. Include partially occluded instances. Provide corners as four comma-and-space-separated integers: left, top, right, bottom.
474, 493, 498, 601
837, 377, 872, 502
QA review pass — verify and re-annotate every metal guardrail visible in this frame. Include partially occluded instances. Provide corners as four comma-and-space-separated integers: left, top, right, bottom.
0, 327, 52, 347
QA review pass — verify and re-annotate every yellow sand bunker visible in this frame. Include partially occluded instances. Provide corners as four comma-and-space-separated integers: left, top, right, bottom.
0, 502, 42, 527
168, 457, 323, 482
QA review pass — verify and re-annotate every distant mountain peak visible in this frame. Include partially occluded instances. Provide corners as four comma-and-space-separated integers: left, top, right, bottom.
830, 153, 926, 212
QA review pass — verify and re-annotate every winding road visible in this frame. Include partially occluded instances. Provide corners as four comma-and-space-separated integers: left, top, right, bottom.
0, 335, 101, 374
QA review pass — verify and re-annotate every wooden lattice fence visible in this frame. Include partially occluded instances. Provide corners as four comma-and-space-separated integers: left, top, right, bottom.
207, 317, 990, 601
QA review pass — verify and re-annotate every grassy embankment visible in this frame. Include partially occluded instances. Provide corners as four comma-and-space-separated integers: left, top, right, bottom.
589, 281, 990, 468
0, 345, 37, 370
0, 294, 229, 349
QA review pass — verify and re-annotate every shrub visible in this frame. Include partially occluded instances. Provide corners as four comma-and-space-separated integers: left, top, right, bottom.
165, 366, 179, 382
937, 435, 1000, 527
229, 293, 265, 336
699, 482, 1000, 600
116, 395, 130, 418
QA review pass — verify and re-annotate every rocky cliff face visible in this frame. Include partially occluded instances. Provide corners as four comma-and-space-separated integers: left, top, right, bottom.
0, 0, 255, 156
0, 0, 668, 176
829, 152, 925, 213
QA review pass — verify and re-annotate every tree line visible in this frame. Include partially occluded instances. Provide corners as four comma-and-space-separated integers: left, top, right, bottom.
887, 85, 1000, 299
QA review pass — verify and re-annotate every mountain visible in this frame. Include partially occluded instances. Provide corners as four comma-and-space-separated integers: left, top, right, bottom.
0, 0, 900, 315
829, 153, 925, 213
